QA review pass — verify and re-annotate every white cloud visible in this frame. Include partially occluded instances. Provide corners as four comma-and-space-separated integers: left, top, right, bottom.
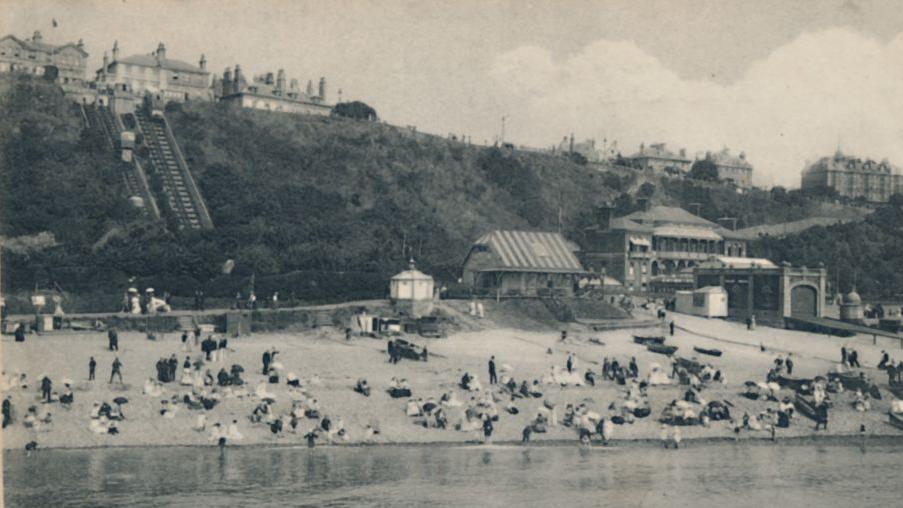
490, 28, 903, 187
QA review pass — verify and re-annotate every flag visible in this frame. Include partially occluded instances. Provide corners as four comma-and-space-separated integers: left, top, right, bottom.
52, 19, 58, 28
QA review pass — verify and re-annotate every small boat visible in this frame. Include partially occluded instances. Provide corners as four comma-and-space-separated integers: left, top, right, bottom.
647, 344, 678, 356
693, 346, 722, 357
633, 335, 665, 346
676, 357, 705, 375
794, 392, 819, 421
776, 375, 812, 391
889, 411, 903, 431
890, 380, 903, 400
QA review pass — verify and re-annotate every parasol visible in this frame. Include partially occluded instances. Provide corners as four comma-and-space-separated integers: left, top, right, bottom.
113, 397, 129, 405
271, 362, 285, 371
61, 378, 73, 386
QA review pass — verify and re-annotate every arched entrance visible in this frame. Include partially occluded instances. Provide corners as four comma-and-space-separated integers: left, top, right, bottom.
790, 285, 817, 317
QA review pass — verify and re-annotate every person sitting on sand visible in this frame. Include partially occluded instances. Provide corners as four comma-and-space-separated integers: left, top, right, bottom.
305, 399, 321, 419
354, 379, 370, 396
204, 370, 215, 387
89, 416, 108, 434
250, 402, 269, 423
406, 399, 423, 417
194, 412, 207, 431
217, 369, 231, 387
459, 372, 473, 391
23, 407, 38, 429
228, 419, 243, 440
286, 372, 301, 388
180, 367, 194, 386
60, 386, 74, 406
854, 389, 871, 412
209, 422, 225, 442
109, 403, 124, 421
441, 391, 463, 408
160, 400, 177, 419
531, 413, 548, 433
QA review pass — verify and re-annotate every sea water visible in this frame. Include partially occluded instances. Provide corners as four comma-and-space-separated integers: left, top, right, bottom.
4, 442, 901, 507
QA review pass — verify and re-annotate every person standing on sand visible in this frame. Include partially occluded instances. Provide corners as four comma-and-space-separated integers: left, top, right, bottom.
41, 376, 52, 402
841, 346, 848, 367
219, 336, 228, 362
482, 416, 493, 443
669, 321, 675, 336
786, 354, 794, 376
488, 356, 497, 385
89, 357, 96, 381
110, 357, 123, 384
2, 396, 11, 428
108, 328, 119, 351
262, 350, 271, 375
878, 350, 889, 370
849, 349, 861, 368
566, 353, 574, 374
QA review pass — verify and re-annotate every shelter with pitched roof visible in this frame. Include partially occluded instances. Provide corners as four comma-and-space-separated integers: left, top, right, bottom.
581, 205, 748, 294
0, 31, 89, 93
462, 230, 586, 298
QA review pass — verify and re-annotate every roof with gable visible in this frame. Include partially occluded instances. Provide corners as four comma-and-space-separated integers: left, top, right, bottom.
626, 143, 690, 162
0, 34, 88, 57
468, 230, 585, 273
108, 53, 207, 74
622, 206, 718, 227
707, 149, 752, 169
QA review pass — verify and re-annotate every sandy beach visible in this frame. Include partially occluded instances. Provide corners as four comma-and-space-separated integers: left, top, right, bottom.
3, 305, 902, 451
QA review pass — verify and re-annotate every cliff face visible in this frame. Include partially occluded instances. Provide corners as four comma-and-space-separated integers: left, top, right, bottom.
164, 101, 619, 284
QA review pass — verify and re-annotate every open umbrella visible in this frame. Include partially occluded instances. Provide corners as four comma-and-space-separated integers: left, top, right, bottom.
500, 363, 514, 373
113, 397, 129, 405
61, 378, 73, 386
767, 382, 781, 393
286, 372, 298, 382
262, 396, 277, 404
744, 380, 757, 388
271, 362, 285, 371
231, 364, 244, 373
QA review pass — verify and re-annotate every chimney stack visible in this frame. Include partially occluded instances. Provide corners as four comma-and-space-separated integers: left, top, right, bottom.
199, 54, 207, 70
112, 40, 119, 61
155, 42, 166, 61
318, 77, 326, 101
596, 205, 613, 230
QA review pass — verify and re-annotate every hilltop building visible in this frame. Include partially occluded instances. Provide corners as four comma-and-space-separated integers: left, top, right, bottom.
556, 135, 600, 162
800, 150, 903, 203
580, 205, 747, 294
462, 230, 586, 298
94, 41, 211, 110
216, 66, 331, 116
0, 30, 89, 93
624, 143, 691, 174
703, 148, 753, 188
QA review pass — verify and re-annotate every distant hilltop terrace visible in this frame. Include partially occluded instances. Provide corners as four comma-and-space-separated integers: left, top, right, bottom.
801, 149, 903, 203
0, 30, 334, 116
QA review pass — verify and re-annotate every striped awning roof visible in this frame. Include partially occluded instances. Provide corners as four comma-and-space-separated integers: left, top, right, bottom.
473, 230, 585, 273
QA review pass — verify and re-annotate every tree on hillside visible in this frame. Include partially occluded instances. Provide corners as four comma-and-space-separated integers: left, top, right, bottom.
331, 101, 378, 121
638, 182, 656, 198
688, 159, 719, 181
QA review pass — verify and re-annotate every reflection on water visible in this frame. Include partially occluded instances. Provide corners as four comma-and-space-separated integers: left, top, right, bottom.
5, 442, 902, 507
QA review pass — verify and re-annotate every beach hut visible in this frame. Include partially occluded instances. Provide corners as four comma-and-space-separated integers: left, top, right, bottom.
675, 286, 728, 318
390, 260, 435, 317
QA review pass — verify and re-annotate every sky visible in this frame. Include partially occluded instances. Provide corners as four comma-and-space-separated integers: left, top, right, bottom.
4, 0, 903, 187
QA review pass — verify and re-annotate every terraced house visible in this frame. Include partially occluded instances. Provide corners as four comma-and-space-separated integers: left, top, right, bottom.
0, 30, 89, 93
